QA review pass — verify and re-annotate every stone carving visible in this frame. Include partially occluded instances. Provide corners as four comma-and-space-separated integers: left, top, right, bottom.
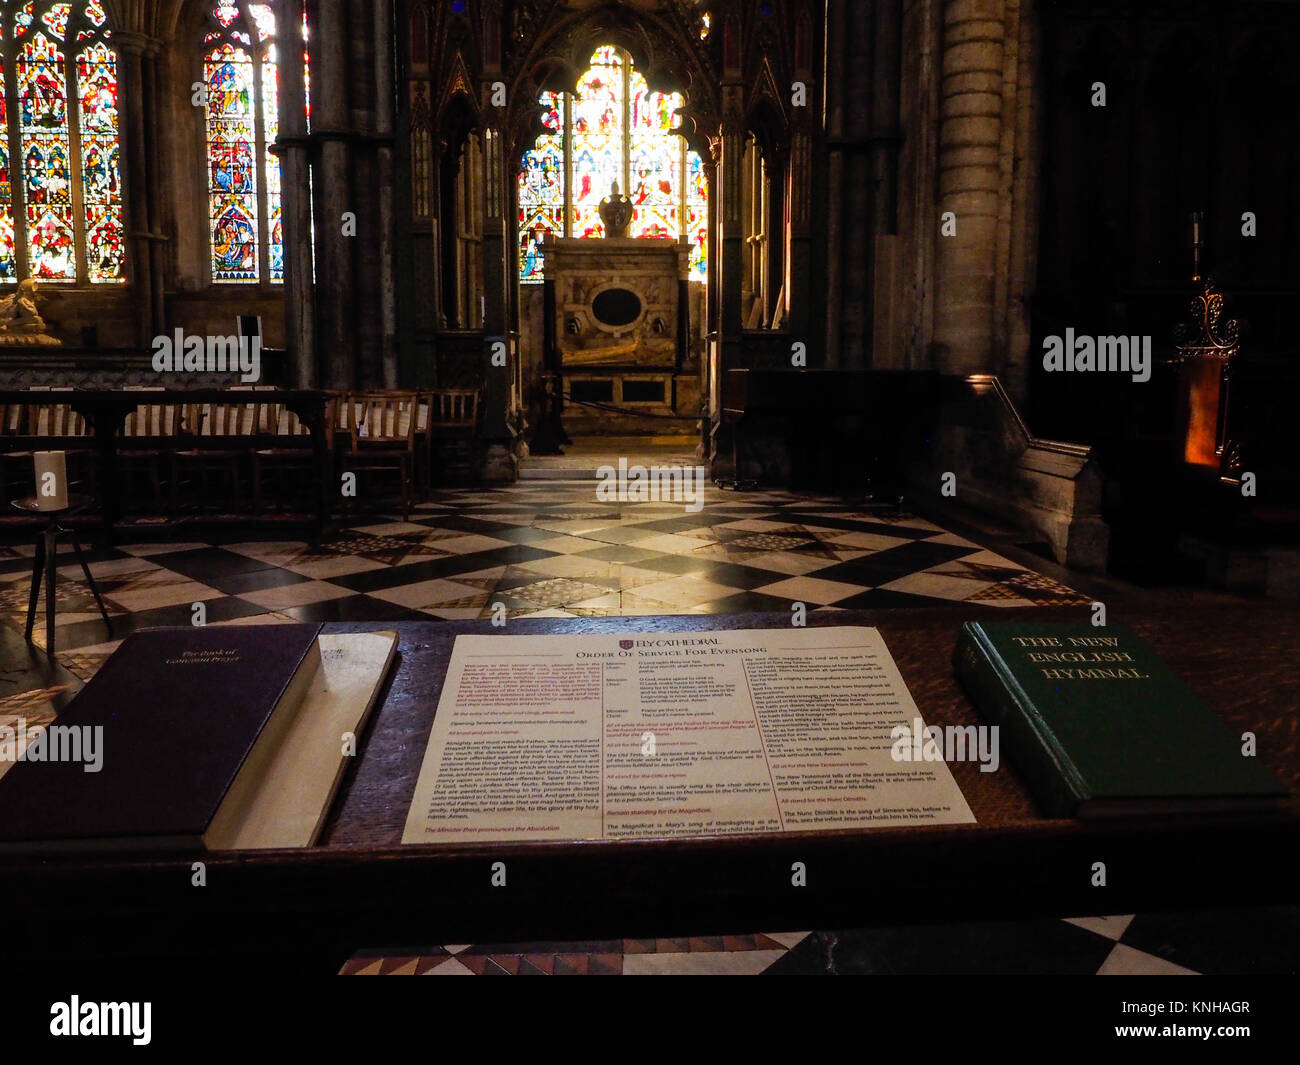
547, 237, 689, 371
598, 181, 633, 237
0, 278, 61, 346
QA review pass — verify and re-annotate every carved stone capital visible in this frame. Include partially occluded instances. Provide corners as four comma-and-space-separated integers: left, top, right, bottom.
113, 31, 163, 59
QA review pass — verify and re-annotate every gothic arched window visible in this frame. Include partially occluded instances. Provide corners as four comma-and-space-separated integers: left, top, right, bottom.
0, 0, 123, 284
518, 46, 708, 284
203, 1, 287, 284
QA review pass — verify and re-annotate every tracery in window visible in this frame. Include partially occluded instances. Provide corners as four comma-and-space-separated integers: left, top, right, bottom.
204, 1, 303, 284
518, 46, 708, 284
0, 0, 123, 284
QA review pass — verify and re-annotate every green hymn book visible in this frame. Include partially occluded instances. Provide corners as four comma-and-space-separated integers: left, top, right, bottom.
953, 621, 1287, 818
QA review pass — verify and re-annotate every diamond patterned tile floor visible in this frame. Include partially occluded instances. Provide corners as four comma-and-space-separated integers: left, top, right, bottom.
337, 907, 1299, 974
0, 483, 1091, 675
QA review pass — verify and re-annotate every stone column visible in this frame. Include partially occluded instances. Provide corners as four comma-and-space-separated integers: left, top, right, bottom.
869, 0, 904, 368
708, 100, 746, 476
932, 0, 1006, 375
785, 128, 813, 343
115, 31, 160, 348
430, 132, 448, 333
477, 119, 516, 482
703, 151, 720, 452
822, 0, 847, 367
308, 0, 354, 389
373, 0, 398, 388
144, 40, 166, 339
277, 0, 315, 387
1001, 0, 1037, 401
822, 0, 873, 368
718, 117, 746, 342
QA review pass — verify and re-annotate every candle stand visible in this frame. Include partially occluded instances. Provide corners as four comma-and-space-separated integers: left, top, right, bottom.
10, 493, 113, 657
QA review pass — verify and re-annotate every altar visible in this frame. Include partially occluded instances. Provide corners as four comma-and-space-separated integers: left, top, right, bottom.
542, 235, 703, 433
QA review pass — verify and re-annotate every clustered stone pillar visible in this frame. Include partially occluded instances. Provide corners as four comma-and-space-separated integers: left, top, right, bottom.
823, 0, 872, 369
785, 127, 813, 342
707, 102, 746, 474
277, 0, 315, 387
373, 0, 399, 388
116, 31, 164, 349
477, 117, 517, 481
932, 0, 1006, 376
308, 0, 355, 390
823, 0, 904, 370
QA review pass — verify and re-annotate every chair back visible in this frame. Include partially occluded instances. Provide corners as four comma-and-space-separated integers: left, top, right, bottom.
431, 389, 479, 428
186, 402, 259, 439
122, 389, 177, 438
331, 391, 356, 433
350, 393, 417, 450
0, 404, 23, 435
32, 403, 89, 438
269, 403, 314, 438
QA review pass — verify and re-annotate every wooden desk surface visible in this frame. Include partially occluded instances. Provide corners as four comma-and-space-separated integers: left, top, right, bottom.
5, 604, 1297, 972
322, 605, 1299, 844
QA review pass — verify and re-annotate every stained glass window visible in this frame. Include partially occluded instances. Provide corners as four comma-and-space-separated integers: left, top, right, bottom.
204, 1, 296, 284
517, 91, 563, 283
518, 45, 708, 283
0, 0, 122, 284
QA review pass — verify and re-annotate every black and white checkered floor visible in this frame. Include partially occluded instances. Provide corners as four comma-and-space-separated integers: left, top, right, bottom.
341, 909, 1300, 975
1, 482, 1292, 975
0, 482, 1091, 680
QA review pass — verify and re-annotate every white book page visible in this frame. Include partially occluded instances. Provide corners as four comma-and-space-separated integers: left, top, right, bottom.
402, 627, 974, 845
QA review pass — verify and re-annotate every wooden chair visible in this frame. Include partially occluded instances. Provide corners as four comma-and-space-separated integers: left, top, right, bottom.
252, 398, 330, 513
0, 401, 32, 500
118, 389, 177, 514
171, 401, 260, 516
428, 388, 480, 484
329, 389, 357, 473
411, 391, 432, 497
25, 393, 97, 496
341, 392, 418, 519
351, 389, 432, 496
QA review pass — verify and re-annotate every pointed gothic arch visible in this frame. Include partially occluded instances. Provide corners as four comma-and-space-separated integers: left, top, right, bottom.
200, 0, 296, 285
516, 43, 709, 284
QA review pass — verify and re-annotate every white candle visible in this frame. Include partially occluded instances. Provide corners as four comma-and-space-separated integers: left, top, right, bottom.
34, 451, 68, 512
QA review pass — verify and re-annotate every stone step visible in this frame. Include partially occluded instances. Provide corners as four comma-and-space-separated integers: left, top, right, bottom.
518, 467, 605, 482
519, 440, 704, 481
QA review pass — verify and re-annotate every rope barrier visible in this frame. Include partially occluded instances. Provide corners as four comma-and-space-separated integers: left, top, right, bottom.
559, 394, 704, 421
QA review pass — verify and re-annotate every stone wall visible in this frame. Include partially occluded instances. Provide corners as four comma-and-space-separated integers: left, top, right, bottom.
848, 0, 1039, 401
